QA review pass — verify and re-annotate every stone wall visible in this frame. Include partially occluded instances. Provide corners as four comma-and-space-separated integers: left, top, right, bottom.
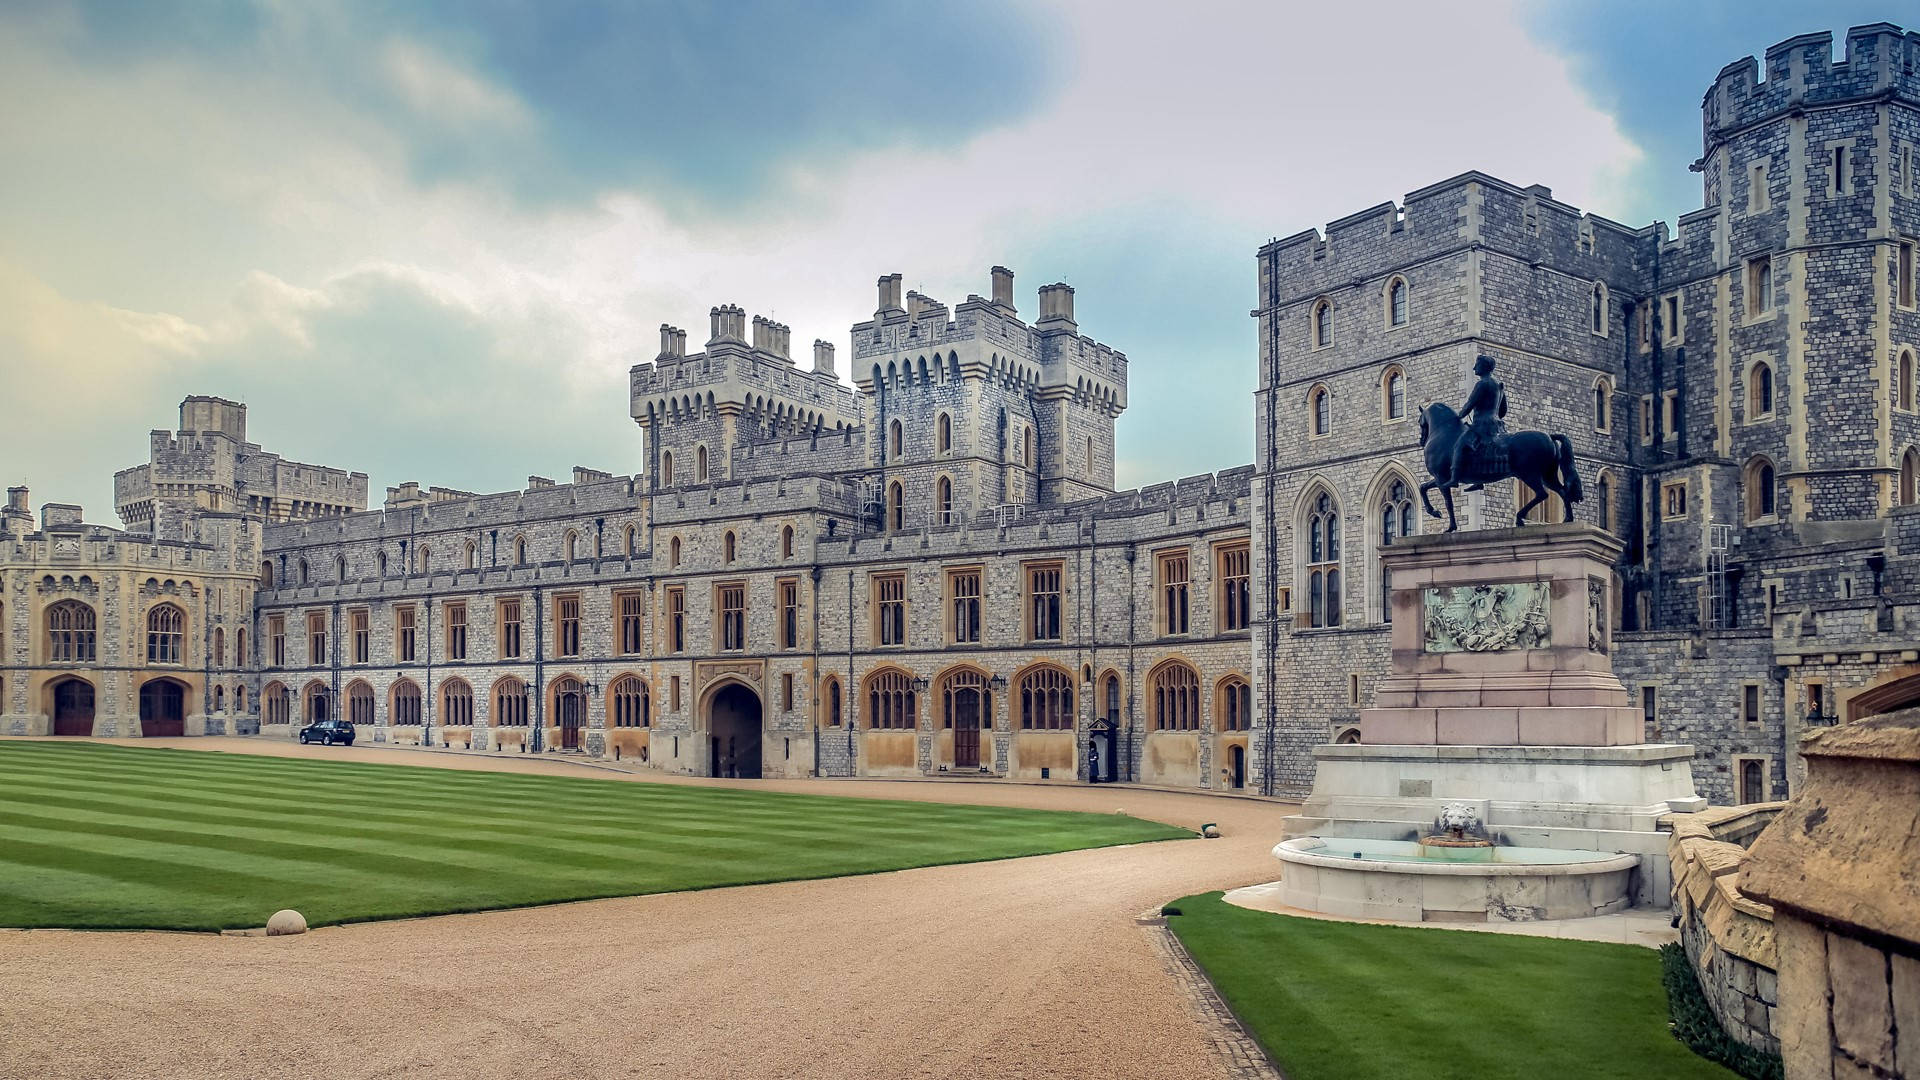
1668, 804, 1787, 1055
1744, 710, 1920, 1080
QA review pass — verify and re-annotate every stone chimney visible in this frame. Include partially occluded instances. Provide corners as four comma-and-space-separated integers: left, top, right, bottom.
41, 503, 83, 529
708, 304, 746, 345
991, 266, 1015, 311
526, 475, 554, 490
751, 317, 792, 360
905, 290, 925, 318
385, 482, 426, 510
658, 324, 687, 359
813, 339, 836, 377
875, 273, 904, 315
1, 486, 30, 539
1037, 282, 1076, 325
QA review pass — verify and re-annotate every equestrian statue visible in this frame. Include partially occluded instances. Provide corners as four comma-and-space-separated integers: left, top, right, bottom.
1417, 355, 1582, 532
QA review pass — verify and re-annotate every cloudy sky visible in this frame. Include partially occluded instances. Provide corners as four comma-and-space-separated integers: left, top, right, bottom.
0, 1, 1895, 520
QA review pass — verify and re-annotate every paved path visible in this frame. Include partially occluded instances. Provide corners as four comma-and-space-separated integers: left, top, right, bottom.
0, 738, 1297, 1080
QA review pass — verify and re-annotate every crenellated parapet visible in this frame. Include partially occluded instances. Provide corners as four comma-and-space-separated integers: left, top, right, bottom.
1704, 24, 1920, 149
1260, 171, 1651, 312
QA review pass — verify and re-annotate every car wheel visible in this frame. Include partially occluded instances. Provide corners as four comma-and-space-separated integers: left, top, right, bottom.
299, 734, 309, 744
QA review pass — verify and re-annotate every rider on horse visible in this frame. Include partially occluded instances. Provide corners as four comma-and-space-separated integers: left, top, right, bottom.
1450, 355, 1508, 490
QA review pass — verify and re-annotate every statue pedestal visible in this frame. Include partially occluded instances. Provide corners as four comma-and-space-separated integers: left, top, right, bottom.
1283, 523, 1702, 908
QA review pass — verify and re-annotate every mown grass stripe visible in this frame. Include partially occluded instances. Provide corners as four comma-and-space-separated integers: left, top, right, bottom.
0, 742, 1188, 930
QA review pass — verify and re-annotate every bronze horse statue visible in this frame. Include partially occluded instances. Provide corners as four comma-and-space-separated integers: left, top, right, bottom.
1417, 403, 1582, 532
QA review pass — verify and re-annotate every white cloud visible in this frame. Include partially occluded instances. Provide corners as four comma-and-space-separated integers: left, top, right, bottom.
0, 0, 1642, 512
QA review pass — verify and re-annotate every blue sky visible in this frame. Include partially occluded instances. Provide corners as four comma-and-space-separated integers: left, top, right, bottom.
0, 2, 1903, 519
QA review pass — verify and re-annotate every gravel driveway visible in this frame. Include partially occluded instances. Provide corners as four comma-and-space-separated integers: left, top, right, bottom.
0, 739, 1295, 1080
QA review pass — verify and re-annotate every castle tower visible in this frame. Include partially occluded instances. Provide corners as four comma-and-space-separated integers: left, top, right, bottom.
113, 395, 367, 539
630, 312, 863, 490
849, 267, 1127, 531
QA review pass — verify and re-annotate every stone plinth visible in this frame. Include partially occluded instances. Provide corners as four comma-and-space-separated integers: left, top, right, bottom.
1283, 522, 1701, 910
1363, 522, 1637, 746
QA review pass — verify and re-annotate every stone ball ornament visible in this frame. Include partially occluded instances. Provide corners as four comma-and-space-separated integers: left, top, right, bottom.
265, 908, 308, 936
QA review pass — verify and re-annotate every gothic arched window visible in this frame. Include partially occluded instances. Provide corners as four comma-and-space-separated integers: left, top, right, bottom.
1377, 480, 1413, 622
146, 604, 184, 664
1019, 666, 1074, 730
1746, 457, 1778, 522
1312, 298, 1332, 348
1150, 661, 1201, 730
1749, 361, 1775, 419
1386, 277, 1408, 327
1305, 492, 1341, 628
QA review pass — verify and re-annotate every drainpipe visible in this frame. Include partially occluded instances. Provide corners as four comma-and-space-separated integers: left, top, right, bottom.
1648, 240, 1666, 631
845, 561, 856, 770
1260, 248, 1282, 797
532, 583, 545, 752
1083, 514, 1095, 782
810, 562, 823, 777
1125, 541, 1137, 783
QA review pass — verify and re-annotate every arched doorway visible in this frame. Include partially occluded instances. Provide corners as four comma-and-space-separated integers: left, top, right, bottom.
1086, 719, 1116, 783
139, 679, 186, 738
941, 670, 988, 771
555, 677, 585, 750
1229, 744, 1247, 790
306, 683, 330, 725
708, 682, 762, 779
50, 678, 94, 736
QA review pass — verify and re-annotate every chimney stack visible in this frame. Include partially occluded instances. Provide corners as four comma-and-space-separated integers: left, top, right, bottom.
6, 486, 26, 513
708, 304, 746, 345
991, 266, 1015, 310
1037, 282, 1076, 325
875, 273, 904, 315
658, 324, 688, 359
813, 339, 836, 376
752, 314, 772, 352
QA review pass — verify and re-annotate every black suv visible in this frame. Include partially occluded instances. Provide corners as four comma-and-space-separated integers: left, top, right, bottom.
299, 719, 356, 746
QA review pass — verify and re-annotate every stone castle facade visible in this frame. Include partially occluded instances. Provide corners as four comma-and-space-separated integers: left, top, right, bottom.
1253, 23, 1920, 805
3, 24, 1917, 806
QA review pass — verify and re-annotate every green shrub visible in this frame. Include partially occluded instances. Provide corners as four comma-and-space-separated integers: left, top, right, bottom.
1659, 943, 1785, 1080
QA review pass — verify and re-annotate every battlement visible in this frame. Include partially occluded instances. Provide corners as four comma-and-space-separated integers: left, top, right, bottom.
812, 466, 1252, 562
850, 268, 1127, 406
1705, 24, 1919, 142
1260, 171, 1651, 307
1, 523, 234, 575
264, 473, 642, 550
631, 337, 864, 430
651, 474, 865, 526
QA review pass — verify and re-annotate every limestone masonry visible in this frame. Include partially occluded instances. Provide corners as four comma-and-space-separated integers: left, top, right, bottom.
4, 25, 1919, 805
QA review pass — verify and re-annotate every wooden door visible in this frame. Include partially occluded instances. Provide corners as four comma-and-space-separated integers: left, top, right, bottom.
560, 692, 583, 749
139, 680, 185, 738
52, 680, 94, 736
953, 689, 980, 769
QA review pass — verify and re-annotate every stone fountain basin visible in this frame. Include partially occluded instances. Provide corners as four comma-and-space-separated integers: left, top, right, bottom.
1273, 837, 1639, 923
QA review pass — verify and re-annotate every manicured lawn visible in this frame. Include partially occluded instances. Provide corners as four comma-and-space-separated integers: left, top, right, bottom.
1165, 892, 1737, 1080
0, 742, 1190, 931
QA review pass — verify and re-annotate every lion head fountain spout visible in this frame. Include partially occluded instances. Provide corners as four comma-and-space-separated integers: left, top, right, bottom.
1420, 801, 1494, 854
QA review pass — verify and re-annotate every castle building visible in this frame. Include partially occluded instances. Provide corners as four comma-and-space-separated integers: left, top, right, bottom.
3, 24, 1915, 807
1254, 23, 1920, 805
1, 397, 363, 739
247, 268, 1254, 786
